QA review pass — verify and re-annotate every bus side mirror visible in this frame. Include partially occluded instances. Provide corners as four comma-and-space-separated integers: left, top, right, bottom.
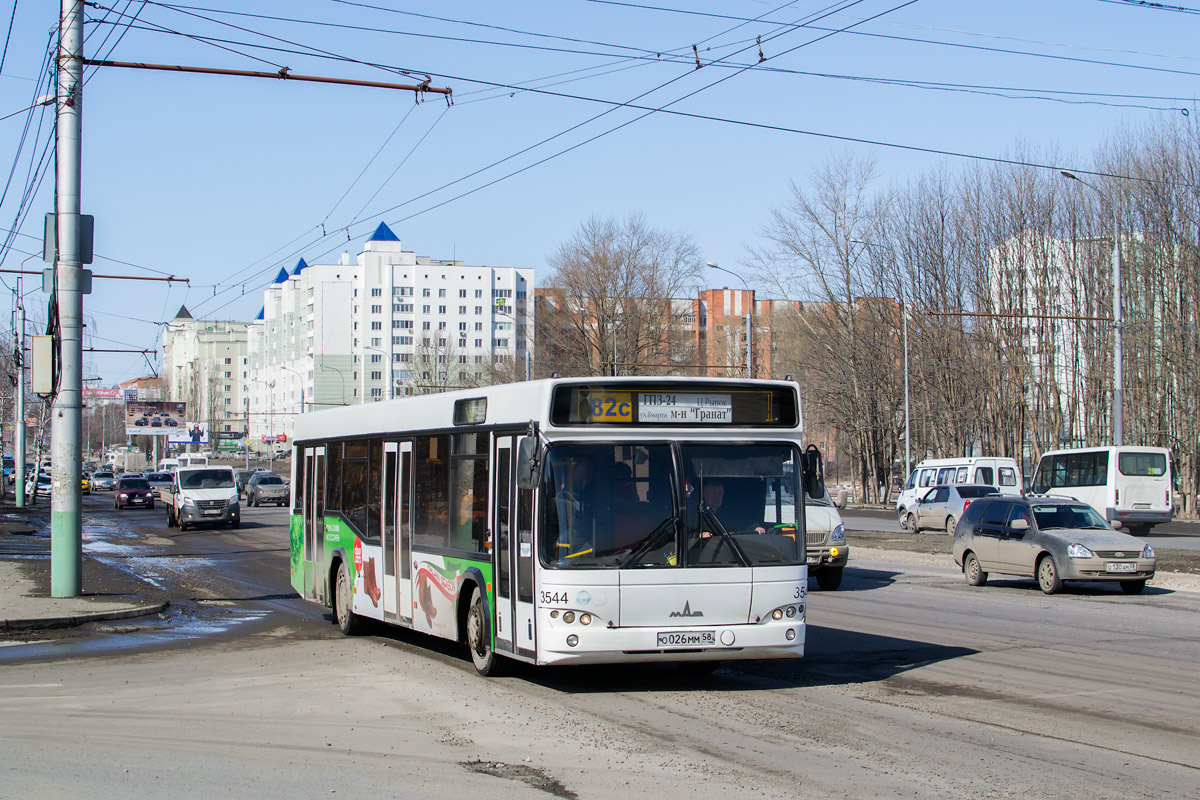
802, 445, 825, 500
516, 436, 541, 490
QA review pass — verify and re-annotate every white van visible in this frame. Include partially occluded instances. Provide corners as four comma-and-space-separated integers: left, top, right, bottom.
896, 456, 1022, 524
157, 458, 179, 473
805, 487, 849, 591
176, 453, 209, 468
1030, 446, 1173, 536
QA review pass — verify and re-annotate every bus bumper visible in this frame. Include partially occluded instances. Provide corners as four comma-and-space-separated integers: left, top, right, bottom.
535, 620, 805, 666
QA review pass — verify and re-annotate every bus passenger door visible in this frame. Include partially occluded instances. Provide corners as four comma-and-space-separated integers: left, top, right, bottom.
382, 443, 399, 621
304, 446, 326, 602
514, 436, 537, 658
398, 442, 413, 625
492, 437, 515, 654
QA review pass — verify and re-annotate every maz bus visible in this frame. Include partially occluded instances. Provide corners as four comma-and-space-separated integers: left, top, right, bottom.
1030, 445, 1173, 536
289, 377, 822, 675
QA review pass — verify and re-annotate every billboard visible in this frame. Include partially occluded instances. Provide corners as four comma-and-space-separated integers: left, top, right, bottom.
84, 388, 121, 399
168, 421, 209, 446
125, 401, 187, 437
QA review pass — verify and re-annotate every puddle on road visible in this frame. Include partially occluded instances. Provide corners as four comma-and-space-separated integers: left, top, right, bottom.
0, 601, 270, 661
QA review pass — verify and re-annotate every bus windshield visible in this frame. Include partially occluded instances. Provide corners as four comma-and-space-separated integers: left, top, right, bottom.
540, 442, 802, 569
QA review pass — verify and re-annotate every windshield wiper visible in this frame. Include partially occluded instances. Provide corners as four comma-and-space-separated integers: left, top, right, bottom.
698, 506, 750, 567
620, 516, 679, 568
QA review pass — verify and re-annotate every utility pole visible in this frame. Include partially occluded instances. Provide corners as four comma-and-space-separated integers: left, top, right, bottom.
51, 1, 84, 597
14, 299, 25, 507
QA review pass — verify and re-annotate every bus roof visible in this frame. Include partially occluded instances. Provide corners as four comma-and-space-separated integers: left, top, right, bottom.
293, 377, 803, 444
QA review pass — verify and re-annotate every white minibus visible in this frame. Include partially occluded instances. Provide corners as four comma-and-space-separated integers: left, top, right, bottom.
157, 458, 179, 473
177, 453, 209, 468
896, 456, 1022, 524
1030, 446, 1173, 536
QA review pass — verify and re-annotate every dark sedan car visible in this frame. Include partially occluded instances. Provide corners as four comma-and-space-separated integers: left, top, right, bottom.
115, 477, 155, 510
953, 496, 1155, 594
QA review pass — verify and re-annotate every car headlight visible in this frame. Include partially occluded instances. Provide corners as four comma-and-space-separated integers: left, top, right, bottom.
830, 524, 846, 544
1067, 543, 1093, 559
1142, 545, 1155, 558
228, 497, 239, 508
182, 497, 196, 508
118, 493, 127, 499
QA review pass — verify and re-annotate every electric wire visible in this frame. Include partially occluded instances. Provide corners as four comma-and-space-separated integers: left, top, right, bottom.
0, 0, 18, 76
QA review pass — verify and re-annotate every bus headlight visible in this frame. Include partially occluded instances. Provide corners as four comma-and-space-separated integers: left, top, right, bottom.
785, 628, 797, 641
566, 634, 579, 647
785, 606, 796, 618
579, 613, 592, 626
563, 611, 576, 624
771, 609, 783, 620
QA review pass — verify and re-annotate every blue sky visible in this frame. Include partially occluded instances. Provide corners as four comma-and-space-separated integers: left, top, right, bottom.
0, 0, 1196, 386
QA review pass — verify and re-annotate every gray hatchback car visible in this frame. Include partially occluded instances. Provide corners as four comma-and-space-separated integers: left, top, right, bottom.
904, 484, 999, 534
953, 496, 1156, 594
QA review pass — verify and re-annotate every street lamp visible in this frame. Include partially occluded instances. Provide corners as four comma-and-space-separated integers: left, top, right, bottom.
317, 362, 347, 407
851, 240, 912, 479
364, 347, 392, 400
575, 306, 618, 376
496, 305, 531, 381
1061, 170, 1123, 446
707, 262, 753, 379
252, 378, 275, 472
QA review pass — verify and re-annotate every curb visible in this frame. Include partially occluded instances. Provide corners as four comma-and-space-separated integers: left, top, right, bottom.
0, 600, 170, 633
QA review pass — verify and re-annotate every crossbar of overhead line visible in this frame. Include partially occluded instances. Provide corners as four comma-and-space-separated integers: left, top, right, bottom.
926, 310, 1113, 322
0, 268, 186, 283
81, 59, 452, 96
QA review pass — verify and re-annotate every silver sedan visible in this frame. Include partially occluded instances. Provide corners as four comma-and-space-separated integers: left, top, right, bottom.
954, 496, 1156, 594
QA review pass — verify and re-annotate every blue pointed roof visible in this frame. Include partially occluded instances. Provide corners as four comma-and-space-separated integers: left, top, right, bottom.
368, 221, 399, 242
254, 307, 264, 321
292, 257, 308, 276
273, 267, 290, 284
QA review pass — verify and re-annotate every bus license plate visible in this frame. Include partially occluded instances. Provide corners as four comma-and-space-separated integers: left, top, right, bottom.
1106, 562, 1136, 573
657, 630, 715, 648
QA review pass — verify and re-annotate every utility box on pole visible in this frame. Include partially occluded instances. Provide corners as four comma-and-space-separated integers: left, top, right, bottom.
30, 336, 55, 395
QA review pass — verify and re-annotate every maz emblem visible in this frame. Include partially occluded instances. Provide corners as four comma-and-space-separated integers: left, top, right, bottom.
669, 601, 704, 618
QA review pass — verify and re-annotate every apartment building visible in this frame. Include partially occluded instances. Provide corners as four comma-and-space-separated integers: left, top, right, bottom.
246, 222, 534, 443
161, 306, 250, 437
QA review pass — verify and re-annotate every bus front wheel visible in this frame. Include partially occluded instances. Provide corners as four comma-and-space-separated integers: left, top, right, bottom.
466, 585, 501, 676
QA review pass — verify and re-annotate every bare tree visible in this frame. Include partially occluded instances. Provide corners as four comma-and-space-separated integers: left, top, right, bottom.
538, 213, 701, 377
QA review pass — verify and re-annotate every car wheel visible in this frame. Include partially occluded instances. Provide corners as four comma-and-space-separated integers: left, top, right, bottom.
896, 506, 907, 526
335, 562, 363, 636
1037, 554, 1063, 595
180, 520, 189, 532
945, 515, 957, 534
816, 566, 843, 591
1120, 579, 1146, 595
905, 512, 919, 533
964, 552, 987, 586
465, 584, 501, 676
166, 507, 176, 528
230, 519, 240, 530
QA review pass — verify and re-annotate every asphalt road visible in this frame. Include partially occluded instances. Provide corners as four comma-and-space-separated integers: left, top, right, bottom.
1, 493, 1197, 799
843, 504, 1200, 551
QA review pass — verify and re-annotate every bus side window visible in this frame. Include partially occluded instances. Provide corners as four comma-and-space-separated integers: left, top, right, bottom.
975, 466, 993, 485
955, 467, 967, 483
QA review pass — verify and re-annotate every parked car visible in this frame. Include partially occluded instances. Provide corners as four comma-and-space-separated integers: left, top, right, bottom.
81, 473, 91, 495
245, 471, 289, 507
234, 469, 257, 497
953, 496, 1156, 595
91, 471, 117, 491
145, 472, 174, 498
34, 474, 52, 499
114, 477, 155, 510
904, 484, 1000, 534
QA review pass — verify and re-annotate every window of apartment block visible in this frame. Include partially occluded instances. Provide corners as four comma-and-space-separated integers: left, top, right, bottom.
398, 353, 411, 362
400, 336, 413, 345
422, 288, 431, 297
474, 322, 483, 331
517, 291, 526, 300
475, 289, 483, 298
371, 338, 381, 346
371, 304, 382, 313
371, 321, 382, 330
438, 289, 446, 298
458, 338, 467, 348
371, 371, 382, 380
223, 357, 232, 364
494, 338, 509, 348
475, 338, 482, 347
458, 305, 466, 314
459, 289, 467, 298
438, 322, 447, 330
371, 388, 382, 398
224, 371, 232, 378
422, 304, 431, 313
370, 354, 382, 363
422, 322, 431, 330
371, 288, 381, 297
459, 355, 468, 364
438, 305, 446, 314
458, 322, 467, 331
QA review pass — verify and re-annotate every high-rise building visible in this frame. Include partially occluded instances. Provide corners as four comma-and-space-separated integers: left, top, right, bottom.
161, 306, 249, 438
246, 223, 534, 444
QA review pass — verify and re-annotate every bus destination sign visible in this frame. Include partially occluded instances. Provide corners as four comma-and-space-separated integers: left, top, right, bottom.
638, 392, 732, 423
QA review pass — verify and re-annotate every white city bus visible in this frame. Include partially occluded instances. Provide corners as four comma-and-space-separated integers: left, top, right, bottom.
289, 377, 821, 675
1030, 446, 1173, 536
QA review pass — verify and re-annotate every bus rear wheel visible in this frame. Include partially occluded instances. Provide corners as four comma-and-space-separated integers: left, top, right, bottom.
466, 585, 501, 676
335, 562, 363, 635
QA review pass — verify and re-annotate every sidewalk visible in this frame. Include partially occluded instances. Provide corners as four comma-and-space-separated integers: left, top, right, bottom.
0, 502, 168, 633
